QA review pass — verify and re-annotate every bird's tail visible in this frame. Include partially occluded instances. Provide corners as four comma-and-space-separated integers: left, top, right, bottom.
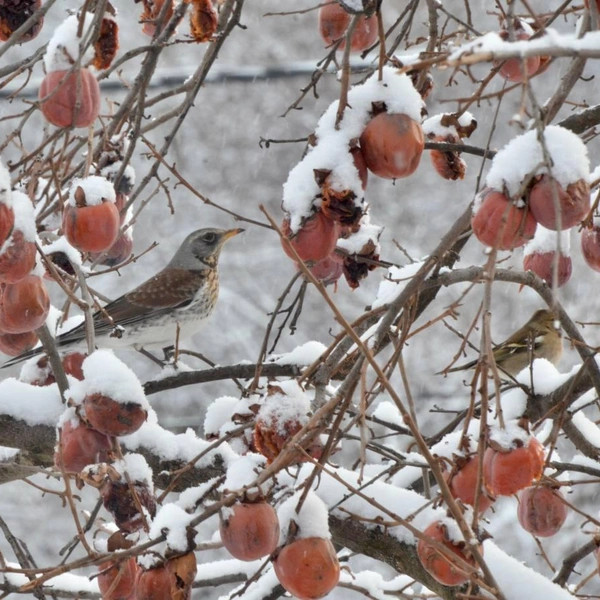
2, 344, 46, 370
437, 358, 478, 375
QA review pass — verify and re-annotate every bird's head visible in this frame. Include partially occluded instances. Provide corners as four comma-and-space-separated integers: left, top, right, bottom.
530, 308, 560, 334
168, 227, 244, 269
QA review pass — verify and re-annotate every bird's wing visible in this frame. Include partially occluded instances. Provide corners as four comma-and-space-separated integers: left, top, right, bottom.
57, 268, 208, 345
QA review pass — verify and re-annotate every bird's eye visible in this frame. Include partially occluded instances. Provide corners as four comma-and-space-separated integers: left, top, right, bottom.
202, 232, 217, 244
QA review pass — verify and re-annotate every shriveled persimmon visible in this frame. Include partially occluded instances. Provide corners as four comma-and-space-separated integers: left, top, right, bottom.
471, 189, 536, 250
274, 537, 340, 600
189, 0, 218, 42
0, 0, 43, 42
135, 553, 196, 600
0, 274, 49, 334
528, 175, 590, 230
360, 113, 424, 179
54, 420, 112, 473
281, 212, 340, 264
220, 501, 280, 561
517, 485, 567, 537
98, 556, 138, 600
483, 437, 545, 497
429, 133, 466, 181
318, 3, 378, 52
39, 68, 100, 128
140, 0, 175, 37
417, 521, 479, 587
101, 478, 156, 533
84, 393, 148, 437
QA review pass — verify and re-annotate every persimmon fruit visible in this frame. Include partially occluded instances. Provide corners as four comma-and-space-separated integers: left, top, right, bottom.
219, 501, 280, 561
359, 113, 424, 179
318, 3, 378, 52
0, 274, 50, 334
0, 330, 38, 356
39, 68, 100, 128
517, 486, 567, 537
581, 224, 600, 271
528, 176, 590, 231
274, 537, 340, 600
54, 420, 112, 473
471, 189, 536, 250
0, 229, 37, 284
417, 521, 478, 587
445, 456, 493, 512
523, 250, 572, 287
84, 393, 147, 437
483, 437, 545, 497
281, 212, 340, 264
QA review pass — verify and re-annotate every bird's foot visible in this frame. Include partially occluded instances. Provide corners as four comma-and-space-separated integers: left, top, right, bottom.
162, 345, 176, 362
136, 346, 168, 367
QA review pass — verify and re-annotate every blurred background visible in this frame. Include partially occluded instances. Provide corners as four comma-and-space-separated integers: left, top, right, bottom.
1, 0, 599, 597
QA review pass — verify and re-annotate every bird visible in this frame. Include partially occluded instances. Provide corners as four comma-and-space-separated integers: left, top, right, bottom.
444, 308, 562, 377
4, 227, 243, 366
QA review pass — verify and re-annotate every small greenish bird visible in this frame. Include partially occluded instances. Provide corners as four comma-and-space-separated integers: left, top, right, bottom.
446, 309, 562, 377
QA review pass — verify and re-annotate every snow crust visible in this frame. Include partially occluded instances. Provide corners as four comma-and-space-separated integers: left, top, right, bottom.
204, 395, 239, 438
44, 13, 97, 72
257, 380, 312, 435
277, 490, 331, 543
268, 341, 327, 366
447, 28, 600, 66
112, 452, 153, 486
79, 350, 149, 408
336, 215, 382, 254
514, 358, 571, 394
8, 190, 36, 243
223, 453, 267, 491
121, 421, 238, 469
372, 261, 424, 309
422, 111, 475, 138
68, 176, 117, 207
0, 378, 63, 425
484, 540, 576, 600
485, 126, 589, 197
487, 420, 539, 450
138, 503, 194, 569
281, 463, 442, 546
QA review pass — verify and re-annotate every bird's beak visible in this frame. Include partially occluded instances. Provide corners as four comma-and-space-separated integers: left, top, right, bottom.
221, 228, 244, 242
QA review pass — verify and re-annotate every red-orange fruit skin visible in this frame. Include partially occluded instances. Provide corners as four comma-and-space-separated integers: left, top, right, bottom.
83, 394, 147, 437
39, 69, 100, 128
360, 113, 424, 180
274, 537, 340, 600
63, 202, 121, 253
220, 501, 280, 561
471, 189, 537, 250
483, 438, 545, 497
517, 486, 567, 537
